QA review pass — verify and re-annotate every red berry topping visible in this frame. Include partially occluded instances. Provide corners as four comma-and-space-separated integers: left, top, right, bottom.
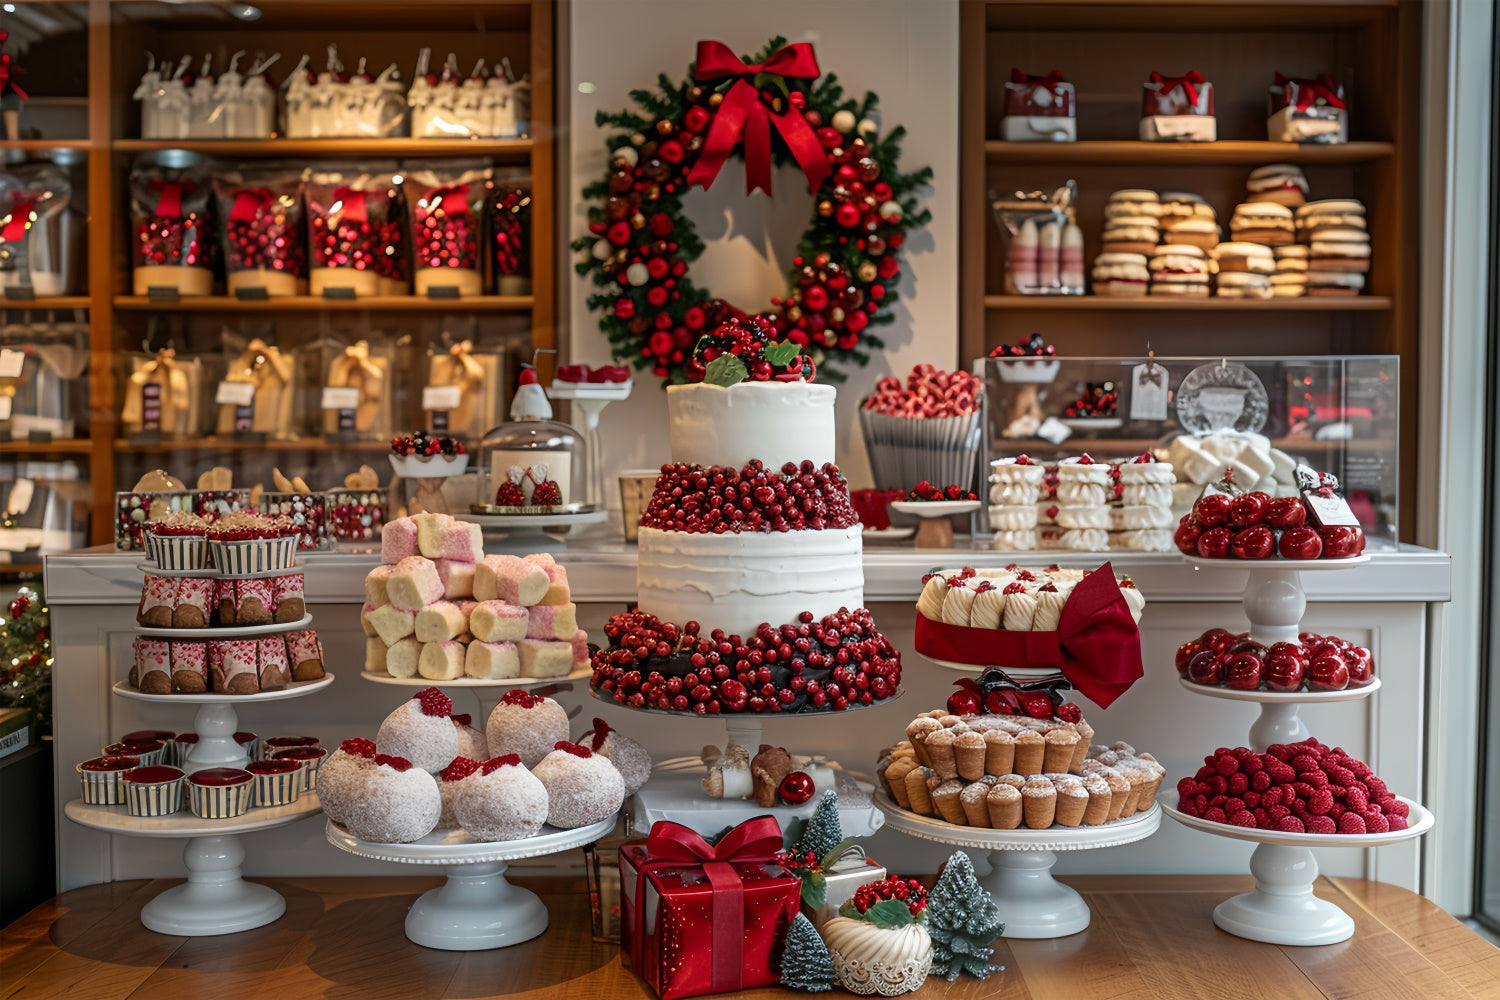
451, 714, 472, 727
414, 687, 453, 717
440, 757, 482, 782
1055, 703, 1082, 724
481, 754, 523, 774
1076, 454, 1096, 465
553, 740, 592, 758
500, 690, 542, 708
375, 754, 414, 772
588, 717, 613, 751
339, 738, 377, 758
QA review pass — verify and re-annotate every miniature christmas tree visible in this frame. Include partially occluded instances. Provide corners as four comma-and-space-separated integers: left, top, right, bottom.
0, 587, 51, 735
927, 851, 1004, 981
796, 788, 843, 861
780, 912, 833, 992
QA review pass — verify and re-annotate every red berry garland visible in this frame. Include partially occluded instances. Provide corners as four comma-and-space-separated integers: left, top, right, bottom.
574, 37, 931, 385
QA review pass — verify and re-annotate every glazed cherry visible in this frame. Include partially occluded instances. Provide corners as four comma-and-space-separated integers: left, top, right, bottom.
1196, 526, 1233, 559
1265, 496, 1308, 530
1174, 517, 1204, 555
1265, 644, 1308, 692
1230, 525, 1276, 560
1194, 494, 1233, 528
1187, 649, 1225, 685
1229, 492, 1271, 528
1278, 526, 1323, 560
1308, 653, 1350, 691
1319, 525, 1363, 559
1224, 652, 1264, 690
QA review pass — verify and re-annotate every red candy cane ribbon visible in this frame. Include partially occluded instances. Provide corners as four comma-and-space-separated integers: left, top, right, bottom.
0, 196, 34, 243
331, 186, 368, 224
686, 40, 832, 197
229, 187, 274, 223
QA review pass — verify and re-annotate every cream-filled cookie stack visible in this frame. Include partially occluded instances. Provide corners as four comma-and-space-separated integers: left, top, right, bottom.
1156, 192, 1220, 250
1148, 244, 1211, 297
1272, 245, 1309, 297
1053, 455, 1111, 551
1243, 164, 1309, 207
1299, 199, 1369, 298
1090, 252, 1149, 297
1112, 454, 1177, 551
1211, 242, 1275, 300
988, 456, 1045, 551
1229, 202, 1296, 246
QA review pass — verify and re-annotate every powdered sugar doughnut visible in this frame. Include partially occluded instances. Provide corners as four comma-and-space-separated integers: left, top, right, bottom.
580, 718, 652, 795
376, 688, 460, 773
532, 742, 625, 829
486, 690, 568, 767
343, 754, 441, 843
319, 738, 378, 825
455, 755, 549, 841
437, 757, 482, 829
451, 714, 488, 761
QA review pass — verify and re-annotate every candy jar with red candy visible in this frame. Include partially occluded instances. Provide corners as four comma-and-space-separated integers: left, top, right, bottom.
306, 165, 399, 298
406, 163, 489, 297
214, 167, 307, 297
129, 158, 213, 296
487, 173, 531, 296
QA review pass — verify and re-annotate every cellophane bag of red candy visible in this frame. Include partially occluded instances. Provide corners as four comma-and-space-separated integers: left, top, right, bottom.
405, 162, 491, 297
305, 163, 403, 298
213, 166, 307, 297
859, 364, 985, 492
487, 170, 531, 296
129, 159, 214, 297
0, 164, 76, 297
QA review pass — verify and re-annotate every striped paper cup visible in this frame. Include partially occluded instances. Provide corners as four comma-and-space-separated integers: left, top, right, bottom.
144, 531, 209, 570
209, 535, 298, 575
121, 766, 185, 817
272, 746, 327, 791
187, 769, 255, 819
104, 740, 166, 768
168, 733, 198, 768
247, 759, 302, 807
858, 406, 985, 494
77, 756, 140, 804
234, 731, 260, 761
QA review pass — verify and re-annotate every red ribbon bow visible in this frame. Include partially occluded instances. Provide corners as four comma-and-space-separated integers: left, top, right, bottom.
1276, 73, 1346, 112
1010, 68, 1065, 87
331, 185, 368, 224
686, 40, 832, 197
636, 817, 783, 993
229, 187, 274, 223
147, 179, 184, 218
1149, 70, 1206, 108
0, 195, 34, 244
425, 184, 471, 217
912, 564, 1144, 708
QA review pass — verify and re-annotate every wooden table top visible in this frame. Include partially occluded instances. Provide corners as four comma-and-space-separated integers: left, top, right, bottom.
3, 875, 1498, 999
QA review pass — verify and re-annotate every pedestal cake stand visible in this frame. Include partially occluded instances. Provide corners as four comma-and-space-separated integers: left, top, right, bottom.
874, 790, 1161, 938
325, 815, 616, 950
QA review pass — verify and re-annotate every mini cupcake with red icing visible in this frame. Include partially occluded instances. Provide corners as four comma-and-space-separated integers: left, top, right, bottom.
77, 755, 140, 804
454, 754, 549, 842
376, 688, 459, 774
121, 765, 186, 817
343, 754, 441, 844
485, 689, 568, 768
187, 767, 255, 819
144, 512, 211, 570
247, 757, 302, 807
532, 741, 625, 829
207, 511, 300, 574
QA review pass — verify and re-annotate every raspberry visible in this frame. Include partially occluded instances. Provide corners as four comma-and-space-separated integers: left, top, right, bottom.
1345, 787, 1369, 812
481, 754, 522, 774
1178, 797, 1201, 817
439, 757, 481, 781
1361, 805, 1383, 824
1193, 781, 1214, 798
1338, 812, 1367, 834
1224, 798, 1246, 816
1365, 813, 1390, 834
1250, 771, 1271, 792
1265, 744, 1296, 762
1193, 794, 1208, 813
1231, 746, 1258, 764
1177, 777, 1198, 800
1346, 759, 1372, 780
1213, 753, 1240, 776
1365, 776, 1389, 799
1290, 781, 1314, 800
1276, 816, 1306, 833
1056, 703, 1082, 723
1209, 794, 1227, 808
1194, 764, 1215, 782
1253, 807, 1270, 827
414, 687, 453, 717
375, 754, 413, 772
1242, 791, 1260, 808
1261, 786, 1283, 807
1308, 789, 1334, 815
1305, 815, 1337, 834
1324, 763, 1355, 787
1378, 793, 1398, 813
1230, 810, 1258, 828
1204, 807, 1227, 824
1388, 799, 1410, 818
1267, 805, 1291, 823
1388, 815, 1408, 831
1299, 770, 1329, 789
1238, 754, 1264, 775
1264, 760, 1296, 785
1227, 772, 1249, 795
339, 738, 377, 758
1291, 754, 1320, 773
1327, 802, 1345, 820
1290, 799, 1309, 816
1328, 783, 1347, 799
1207, 775, 1228, 795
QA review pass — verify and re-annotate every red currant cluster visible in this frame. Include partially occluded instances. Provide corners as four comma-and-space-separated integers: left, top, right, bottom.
1063, 381, 1119, 418
988, 332, 1056, 358
863, 364, 981, 418
390, 431, 467, 458
1178, 627, 1374, 693
309, 194, 388, 272
1175, 484, 1365, 560
494, 480, 528, 507
775, 849, 823, 874
136, 214, 211, 268
590, 607, 901, 715
686, 317, 813, 383
639, 460, 857, 534
530, 480, 563, 507
848, 877, 927, 918
1176, 738, 1409, 834
907, 481, 976, 502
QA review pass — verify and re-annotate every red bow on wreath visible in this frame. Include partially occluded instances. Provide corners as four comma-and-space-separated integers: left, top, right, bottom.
687, 40, 832, 198
1149, 70, 1206, 107
913, 565, 1144, 707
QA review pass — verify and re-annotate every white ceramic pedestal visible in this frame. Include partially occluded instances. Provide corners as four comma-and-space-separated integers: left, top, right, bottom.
457, 509, 609, 551
874, 790, 1161, 938
325, 815, 616, 950
65, 795, 323, 935
1163, 794, 1433, 945
1177, 677, 1381, 750
547, 379, 632, 509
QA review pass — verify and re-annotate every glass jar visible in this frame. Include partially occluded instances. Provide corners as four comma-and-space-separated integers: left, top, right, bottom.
477, 367, 587, 510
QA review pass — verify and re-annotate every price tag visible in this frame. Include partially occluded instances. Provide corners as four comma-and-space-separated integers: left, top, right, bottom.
141, 383, 162, 431
0, 349, 25, 379
0, 396, 12, 421
321, 387, 361, 411
422, 385, 462, 411
216, 381, 257, 407
7, 477, 34, 516
1129, 362, 1168, 422
1036, 417, 1071, 445
1304, 491, 1360, 527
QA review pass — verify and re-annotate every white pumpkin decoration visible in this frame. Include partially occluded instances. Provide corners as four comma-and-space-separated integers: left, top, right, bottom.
821, 915, 932, 996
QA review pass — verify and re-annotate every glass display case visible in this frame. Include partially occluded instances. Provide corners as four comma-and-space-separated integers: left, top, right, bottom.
978, 355, 1399, 549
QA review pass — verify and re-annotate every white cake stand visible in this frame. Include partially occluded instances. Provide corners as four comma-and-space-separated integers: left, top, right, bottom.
1163, 793, 1433, 945
1177, 676, 1381, 749
889, 500, 982, 549
547, 378, 633, 509
874, 790, 1161, 938
65, 794, 323, 935
112, 676, 335, 773
325, 814, 616, 951
457, 509, 609, 551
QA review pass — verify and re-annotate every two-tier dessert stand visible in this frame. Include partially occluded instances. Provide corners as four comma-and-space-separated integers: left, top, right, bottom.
64, 558, 333, 935
1169, 554, 1435, 946
326, 815, 616, 950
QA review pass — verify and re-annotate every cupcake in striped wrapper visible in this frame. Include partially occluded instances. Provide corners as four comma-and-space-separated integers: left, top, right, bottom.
168, 733, 197, 768
247, 758, 302, 806
77, 755, 140, 804
207, 511, 300, 575
234, 731, 259, 760
272, 745, 328, 791
144, 513, 210, 570
121, 766, 186, 817
104, 739, 166, 768
187, 768, 254, 819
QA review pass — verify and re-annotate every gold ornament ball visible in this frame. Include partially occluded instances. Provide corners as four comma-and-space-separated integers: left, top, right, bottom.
830, 307, 845, 323
821, 330, 838, 347
685, 135, 703, 152
817, 200, 834, 218
630, 212, 647, 230
630, 132, 646, 146
612, 146, 639, 167
857, 261, 878, 282
879, 200, 904, 223
831, 109, 856, 134
689, 86, 704, 101
708, 92, 723, 108
656, 120, 674, 136
786, 305, 803, 323
867, 235, 887, 255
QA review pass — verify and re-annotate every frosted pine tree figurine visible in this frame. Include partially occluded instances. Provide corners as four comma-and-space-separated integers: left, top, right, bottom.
780, 913, 833, 992
797, 789, 844, 861
927, 851, 1005, 981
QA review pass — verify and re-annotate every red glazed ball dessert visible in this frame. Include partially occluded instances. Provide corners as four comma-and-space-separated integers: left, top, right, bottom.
343, 754, 441, 844
376, 688, 459, 774
454, 754, 549, 842
531, 741, 626, 829
485, 690, 569, 768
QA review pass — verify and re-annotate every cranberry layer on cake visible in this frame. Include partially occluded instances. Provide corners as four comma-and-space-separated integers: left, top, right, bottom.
592, 318, 900, 714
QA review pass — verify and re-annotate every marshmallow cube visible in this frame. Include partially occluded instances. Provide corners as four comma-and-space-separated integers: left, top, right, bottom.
387, 556, 445, 611
526, 603, 579, 641
364, 565, 395, 606
535, 564, 571, 606
416, 601, 470, 643
360, 602, 380, 637
438, 521, 483, 562
475, 554, 549, 606
518, 639, 574, 678
367, 603, 416, 646
419, 640, 466, 681
470, 600, 529, 642
569, 628, 590, 667
465, 640, 520, 679
386, 636, 421, 678
381, 517, 420, 564
364, 636, 388, 673
435, 558, 476, 600
413, 512, 451, 559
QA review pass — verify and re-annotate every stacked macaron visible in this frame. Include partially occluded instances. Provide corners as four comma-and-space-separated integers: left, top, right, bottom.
1229, 202, 1296, 246
1156, 192, 1220, 250
1298, 199, 1370, 298
1147, 244, 1211, 297
1100, 190, 1161, 254
1243, 164, 1310, 208
1090, 253, 1150, 297
1272, 245, 1308, 297
1210, 243, 1275, 299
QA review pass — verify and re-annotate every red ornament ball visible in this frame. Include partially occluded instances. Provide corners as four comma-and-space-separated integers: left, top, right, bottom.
9, 596, 27, 618
779, 770, 816, 805
803, 286, 829, 311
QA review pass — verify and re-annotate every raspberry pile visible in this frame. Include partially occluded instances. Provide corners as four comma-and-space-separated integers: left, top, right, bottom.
907, 480, 977, 502
1063, 381, 1119, 418
591, 608, 901, 714
556, 363, 632, 384
686, 317, 815, 383
638, 459, 858, 533
989, 332, 1057, 359
1176, 738, 1409, 834
414, 687, 453, 717
1175, 477, 1366, 560
863, 364, 982, 418
1178, 627, 1374, 693
390, 430, 467, 458
846, 877, 927, 919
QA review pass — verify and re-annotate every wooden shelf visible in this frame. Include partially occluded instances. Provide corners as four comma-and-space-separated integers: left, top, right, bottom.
985, 140, 1395, 165
113, 295, 533, 313
112, 138, 533, 160
0, 140, 90, 152
984, 295, 1393, 312
0, 563, 42, 576
0, 439, 93, 455
0, 297, 91, 310
115, 437, 391, 453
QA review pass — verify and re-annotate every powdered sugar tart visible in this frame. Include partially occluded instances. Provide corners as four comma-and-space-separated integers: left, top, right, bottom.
915, 565, 1145, 632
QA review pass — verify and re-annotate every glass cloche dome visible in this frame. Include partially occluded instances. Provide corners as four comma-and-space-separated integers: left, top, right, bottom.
476, 365, 587, 511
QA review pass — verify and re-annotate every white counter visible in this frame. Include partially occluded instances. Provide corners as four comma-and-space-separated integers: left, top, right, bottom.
47, 533, 1449, 895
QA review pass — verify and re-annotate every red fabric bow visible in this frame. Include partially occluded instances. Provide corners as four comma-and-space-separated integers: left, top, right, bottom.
1010, 68, 1064, 86
637, 817, 783, 992
147, 179, 184, 218
1275, 73, 1346, 112
425, 184, 471, 217
686, 41, 832, 197
229, 187, 274, 223
1149, 70, 1206, 108
912, 564, 1144, 708
0, 196, 34, 244
331, 185, 368, 224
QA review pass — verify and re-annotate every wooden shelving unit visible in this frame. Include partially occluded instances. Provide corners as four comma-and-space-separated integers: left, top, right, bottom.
960, 0, 1422, 538
10, 0, 561, 544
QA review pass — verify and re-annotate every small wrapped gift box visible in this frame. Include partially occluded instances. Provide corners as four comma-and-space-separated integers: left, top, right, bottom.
621, 818, 801, 999
1001, 69, 1076, 142
1268, 73, 1347, 144
1139, 71, 1216, 142
799, 841, 888, 929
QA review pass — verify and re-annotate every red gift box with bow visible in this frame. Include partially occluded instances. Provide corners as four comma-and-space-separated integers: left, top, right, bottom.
1004, 69, 1075, 119
1268, 73, 1348, 144
1141, 70, 1214, 117
621, 817, 801, 999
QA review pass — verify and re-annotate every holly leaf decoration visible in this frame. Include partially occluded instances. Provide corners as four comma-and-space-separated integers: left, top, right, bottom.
857, 898, 919, 928
763, 341, 801, 367
703, 354, 748, 386
799, 869, 827, 909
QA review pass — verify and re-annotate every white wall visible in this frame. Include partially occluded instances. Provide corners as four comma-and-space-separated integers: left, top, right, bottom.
566, 0, 960, 495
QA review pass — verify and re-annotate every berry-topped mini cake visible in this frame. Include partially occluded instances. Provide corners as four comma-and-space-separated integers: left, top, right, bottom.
144, 512, 211, 570
390, 429, 469, 478
593, 319, 900, 715
375, 687, 459, 774
206, 511, 299, 575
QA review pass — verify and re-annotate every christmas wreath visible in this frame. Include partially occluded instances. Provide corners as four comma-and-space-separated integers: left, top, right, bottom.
574, 37, 932, 385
